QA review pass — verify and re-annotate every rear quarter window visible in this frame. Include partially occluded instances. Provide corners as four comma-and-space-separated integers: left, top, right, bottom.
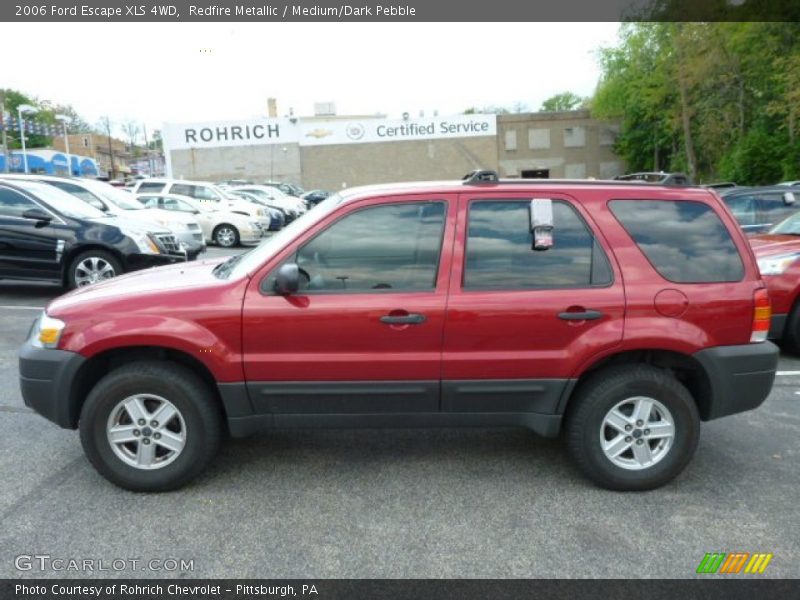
609, 199, 744, 283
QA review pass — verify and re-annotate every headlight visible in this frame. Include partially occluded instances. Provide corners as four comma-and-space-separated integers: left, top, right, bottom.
31, 312, 66, 349
121, 228, 160, 254
757, 253, 800, 275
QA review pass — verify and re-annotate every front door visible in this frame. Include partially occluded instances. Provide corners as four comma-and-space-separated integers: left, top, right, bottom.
441, 192, 625, 414
0, 185, 62, 280
242, 195, 456, 415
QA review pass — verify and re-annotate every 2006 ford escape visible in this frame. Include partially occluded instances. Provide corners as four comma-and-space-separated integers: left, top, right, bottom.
19, 171, 779, 492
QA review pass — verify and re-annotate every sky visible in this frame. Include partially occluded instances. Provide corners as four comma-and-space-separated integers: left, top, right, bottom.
1, 22, 620, 137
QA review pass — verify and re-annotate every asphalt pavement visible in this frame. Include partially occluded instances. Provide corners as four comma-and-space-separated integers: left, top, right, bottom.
0, 247, 798, 578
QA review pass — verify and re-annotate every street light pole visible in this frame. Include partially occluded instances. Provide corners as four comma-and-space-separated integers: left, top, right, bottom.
17, 104, 37, 174
55, 115, 72, 176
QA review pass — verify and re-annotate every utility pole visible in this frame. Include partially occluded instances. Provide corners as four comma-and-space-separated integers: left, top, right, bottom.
0, 90, 9, 173
142, 123, 151, 176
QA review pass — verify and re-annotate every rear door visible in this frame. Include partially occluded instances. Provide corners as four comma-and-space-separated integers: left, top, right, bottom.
441, 192, 624, 414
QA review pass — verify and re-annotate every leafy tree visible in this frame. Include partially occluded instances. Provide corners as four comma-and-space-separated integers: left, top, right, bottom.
540, 92, 583, 112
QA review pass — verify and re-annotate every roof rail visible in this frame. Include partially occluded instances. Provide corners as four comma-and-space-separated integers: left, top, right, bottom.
462, 169, 499, 184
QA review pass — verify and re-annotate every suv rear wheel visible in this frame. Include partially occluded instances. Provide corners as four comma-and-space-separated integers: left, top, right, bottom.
565, 364, 700, 491
79, 361, 221, 492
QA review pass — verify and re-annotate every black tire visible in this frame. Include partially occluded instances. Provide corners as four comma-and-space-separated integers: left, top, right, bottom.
79, 361, 222, 492
213, 224, 240, 248
565, 364, 700, 491
66, 249, 123, 290
780, 303, 800, 355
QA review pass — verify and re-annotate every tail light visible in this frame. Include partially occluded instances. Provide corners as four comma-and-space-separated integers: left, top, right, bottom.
751, 288, 771, 343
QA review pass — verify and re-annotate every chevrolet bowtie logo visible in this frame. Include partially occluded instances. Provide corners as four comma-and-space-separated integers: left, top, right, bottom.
305, 128, 333, 139
696, 552, 773, 574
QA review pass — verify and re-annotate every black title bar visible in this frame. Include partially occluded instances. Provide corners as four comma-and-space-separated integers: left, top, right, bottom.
3, 0, 800, 22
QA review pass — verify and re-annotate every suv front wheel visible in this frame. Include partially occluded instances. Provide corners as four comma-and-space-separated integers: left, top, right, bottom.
565, 364, 700, 491
79, 361, 222, 492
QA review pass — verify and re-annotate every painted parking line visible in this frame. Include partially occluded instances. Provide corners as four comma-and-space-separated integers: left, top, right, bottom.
0, 306, 43, 310
777, 371, 800, 376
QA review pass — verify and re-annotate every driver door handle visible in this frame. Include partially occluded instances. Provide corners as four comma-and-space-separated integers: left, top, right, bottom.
558, 309, 604, 321
380, 313, 427, 325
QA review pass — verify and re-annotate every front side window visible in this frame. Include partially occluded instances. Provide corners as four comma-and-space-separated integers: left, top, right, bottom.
0, 187, 38, 218
169, 184, 196, 197
464, 200, 612, 290
290, 201, 447, 293
610, 199, 744, 283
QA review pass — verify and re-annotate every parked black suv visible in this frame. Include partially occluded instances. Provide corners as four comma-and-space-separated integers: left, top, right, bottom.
0, 179, 186, 289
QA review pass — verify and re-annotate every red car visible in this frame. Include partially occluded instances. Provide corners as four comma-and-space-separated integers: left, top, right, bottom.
750, 212, 800, 352
19, 171, 778, 492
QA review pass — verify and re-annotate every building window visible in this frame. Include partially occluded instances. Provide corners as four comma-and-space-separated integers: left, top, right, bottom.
504, 130, 517, 152
565, 163, 587, 179
528, 128, 550, 150
82, 137, 89, 147
600, 126, 618, 147
563, 126, 586, 148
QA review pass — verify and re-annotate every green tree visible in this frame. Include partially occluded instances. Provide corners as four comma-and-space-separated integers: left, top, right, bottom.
540, 92, 583, 112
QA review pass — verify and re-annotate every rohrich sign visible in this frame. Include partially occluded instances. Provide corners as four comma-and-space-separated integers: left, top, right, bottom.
162, 114, 497, 151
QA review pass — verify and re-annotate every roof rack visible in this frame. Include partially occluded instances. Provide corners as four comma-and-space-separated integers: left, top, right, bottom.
462, 169, 499, 183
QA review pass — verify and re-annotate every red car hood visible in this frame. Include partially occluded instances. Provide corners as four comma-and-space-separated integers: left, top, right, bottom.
749, 234, 800, 257
47, 257, 233, 316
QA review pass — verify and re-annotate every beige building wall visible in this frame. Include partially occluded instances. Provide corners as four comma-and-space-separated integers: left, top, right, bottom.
169, 143, 302, 184
496, 110, 623, 179
300, 136, 497, 191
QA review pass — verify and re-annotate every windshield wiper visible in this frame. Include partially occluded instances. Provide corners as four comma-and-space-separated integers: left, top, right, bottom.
212, 253, 245, 279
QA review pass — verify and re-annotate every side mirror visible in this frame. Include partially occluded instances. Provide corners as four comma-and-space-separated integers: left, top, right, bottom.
529, 198, 554, 251
275, 263, 300, 295
784, 192, 796, 205
22, 208, 52, 224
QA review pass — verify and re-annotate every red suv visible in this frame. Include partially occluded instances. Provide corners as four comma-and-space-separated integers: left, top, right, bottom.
19, 172, 779, 492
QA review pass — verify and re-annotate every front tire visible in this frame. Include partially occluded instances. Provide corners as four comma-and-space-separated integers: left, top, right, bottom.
213, 224, 240, 248
79, 361, 222, 492
67, 250, 122, 289
565, 364, 700, 491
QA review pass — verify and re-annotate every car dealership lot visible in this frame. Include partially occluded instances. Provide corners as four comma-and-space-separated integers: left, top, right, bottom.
0, 247, 798, 578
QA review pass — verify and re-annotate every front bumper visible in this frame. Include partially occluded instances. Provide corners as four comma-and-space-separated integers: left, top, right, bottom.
175, 230, 207, 259
124, 252, 185, 272
693, 342, 778, 420
19, 338, 86, 429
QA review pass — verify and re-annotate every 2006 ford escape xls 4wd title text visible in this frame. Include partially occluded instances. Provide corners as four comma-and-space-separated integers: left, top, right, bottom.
19, 171, 779, 492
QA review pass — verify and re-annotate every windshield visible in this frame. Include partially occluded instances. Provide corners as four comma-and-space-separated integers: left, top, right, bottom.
769, 213, 800, 235
220, 193, 344, 280
80, 179, 145, 210
12, 181, 108, 219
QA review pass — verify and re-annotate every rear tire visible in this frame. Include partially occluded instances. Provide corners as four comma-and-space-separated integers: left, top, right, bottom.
67, 250, 122, 289
565, 364, 700, 491
79, 361, 222, 492
780, 303, 800, 355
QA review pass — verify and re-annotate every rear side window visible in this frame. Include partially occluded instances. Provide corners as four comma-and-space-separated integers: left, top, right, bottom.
464, 200, 612, 290
610, 199, 744, 283
137, 182, 165, 193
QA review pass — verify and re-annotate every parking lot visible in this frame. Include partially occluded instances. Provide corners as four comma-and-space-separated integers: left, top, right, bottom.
0, 245, 798, 579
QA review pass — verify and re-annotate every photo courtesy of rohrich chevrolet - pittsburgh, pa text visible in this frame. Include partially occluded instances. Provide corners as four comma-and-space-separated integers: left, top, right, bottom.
0, 0, 798, 598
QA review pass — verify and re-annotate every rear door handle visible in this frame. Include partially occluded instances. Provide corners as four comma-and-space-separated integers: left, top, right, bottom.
558, 310, 604, 321
380, 313, 427, 325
